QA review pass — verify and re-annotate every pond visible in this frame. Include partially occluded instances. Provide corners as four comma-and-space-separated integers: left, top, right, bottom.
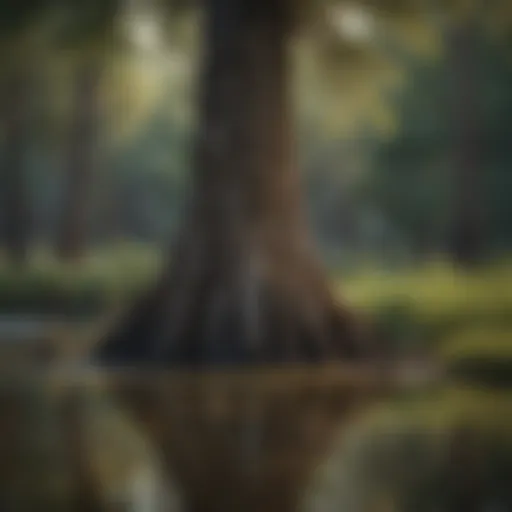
0, 356, 509, 511
0, 364, 408, 512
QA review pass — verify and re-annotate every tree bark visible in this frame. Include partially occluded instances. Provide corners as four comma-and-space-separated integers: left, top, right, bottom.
0, 68, 31, 265
56, 59, 100, 262
95, 0, 364, 367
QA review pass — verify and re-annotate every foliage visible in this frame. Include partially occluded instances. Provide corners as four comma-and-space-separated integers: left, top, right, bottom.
107, 94, 192, 241
361, 24, 512, 255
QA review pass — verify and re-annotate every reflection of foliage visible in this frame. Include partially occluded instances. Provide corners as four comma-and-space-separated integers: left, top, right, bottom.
0, 374, 181, 509
51, 0, 121, 47
0, 0, 48, 39
302, 386, 512, 512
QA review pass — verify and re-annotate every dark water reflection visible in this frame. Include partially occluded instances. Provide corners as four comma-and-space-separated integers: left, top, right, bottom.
110, 369, 386, 512
0, 366, 388, 512
2, 366, 509, 512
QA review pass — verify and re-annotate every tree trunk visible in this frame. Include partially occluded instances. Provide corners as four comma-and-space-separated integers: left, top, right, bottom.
56, 59, 100, 262
95, 0, 364, 367
0, 68, 31, 265
448, 21, 485, 267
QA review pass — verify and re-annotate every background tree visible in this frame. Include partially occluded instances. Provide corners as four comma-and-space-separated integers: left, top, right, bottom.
0, 0, 49, 264
52, 0, 119, 261
55, 55, 103, 261
358, 0, 512, 262
445, 4, 487, 266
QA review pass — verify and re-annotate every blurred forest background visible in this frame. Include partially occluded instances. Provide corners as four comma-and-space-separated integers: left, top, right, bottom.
0, 1, 511, 510
0, 0, 511, 360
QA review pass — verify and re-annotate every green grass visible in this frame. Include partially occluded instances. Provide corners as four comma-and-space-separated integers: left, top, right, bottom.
0, 244, 163, 317
340, 258, 512, 355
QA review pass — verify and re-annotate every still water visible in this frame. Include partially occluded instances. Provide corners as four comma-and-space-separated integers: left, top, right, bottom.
0, 364, 510, 512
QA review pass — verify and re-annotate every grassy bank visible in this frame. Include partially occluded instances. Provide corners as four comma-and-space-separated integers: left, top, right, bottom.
341, 259, 512, 356
0, 244, 162, 317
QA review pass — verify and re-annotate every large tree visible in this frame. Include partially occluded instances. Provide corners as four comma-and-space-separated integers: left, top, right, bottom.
97, 0, 511, 364
95, 0, 370, 366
